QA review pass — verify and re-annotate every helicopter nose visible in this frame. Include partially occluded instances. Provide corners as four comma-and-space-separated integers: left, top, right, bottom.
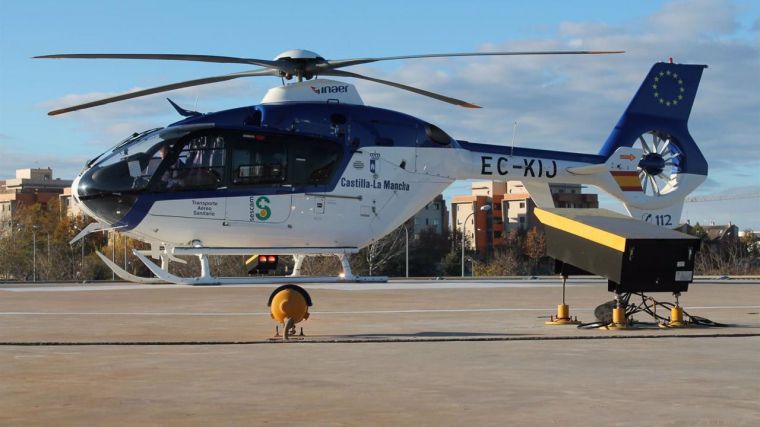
75, 166, 138, 225
70, 174, 91, 216
70, 171, 101, 223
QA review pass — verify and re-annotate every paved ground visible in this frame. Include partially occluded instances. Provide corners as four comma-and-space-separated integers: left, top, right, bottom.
1, 278, 759, 426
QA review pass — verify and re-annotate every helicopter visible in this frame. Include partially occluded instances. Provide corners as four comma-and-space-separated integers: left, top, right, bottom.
37, 49, 707, 291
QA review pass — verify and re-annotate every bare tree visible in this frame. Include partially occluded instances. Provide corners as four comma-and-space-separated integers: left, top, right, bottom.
301, 255, 342, 276
473, 247, 527, 276
523, 226, 546, 274
364, 226, 405, 276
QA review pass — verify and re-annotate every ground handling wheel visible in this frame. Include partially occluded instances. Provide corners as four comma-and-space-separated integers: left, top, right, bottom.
268, 284, 312, 340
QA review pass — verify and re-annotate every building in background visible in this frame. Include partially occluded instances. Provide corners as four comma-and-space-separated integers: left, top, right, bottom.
452, 180, 598, 253
451, 193, 493, 254
59, 187, 83, 218
501, 181, 599, 233
678, 222, 741, 246
410, 194, 448, 237
0, 168, 73, 230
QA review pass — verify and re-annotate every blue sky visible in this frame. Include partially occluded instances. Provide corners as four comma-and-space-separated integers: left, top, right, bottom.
1, 0, 758, 228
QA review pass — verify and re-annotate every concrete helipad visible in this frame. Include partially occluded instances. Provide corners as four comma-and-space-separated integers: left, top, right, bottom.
1, 278, 759, 426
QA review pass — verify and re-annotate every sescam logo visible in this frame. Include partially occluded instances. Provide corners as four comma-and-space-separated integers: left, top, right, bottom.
310, 85, 349, 95
249, 196, 271, 221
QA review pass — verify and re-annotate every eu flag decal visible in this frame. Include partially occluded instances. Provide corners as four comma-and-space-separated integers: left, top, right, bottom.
626, 62, 707, 122
652, 69, 686, 107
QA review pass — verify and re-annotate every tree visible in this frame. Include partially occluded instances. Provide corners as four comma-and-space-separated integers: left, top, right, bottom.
741, 229, 759, 258
407, 228, 451, 276
355, 226, 406, 276
690, 223, 708, 240
473, 247, 527, 276
301, 255, 342, 276
441, 229, 474, 276
523, 226, 546, 274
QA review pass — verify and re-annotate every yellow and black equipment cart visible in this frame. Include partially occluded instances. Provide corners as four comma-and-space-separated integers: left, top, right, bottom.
535, 208, 700, 294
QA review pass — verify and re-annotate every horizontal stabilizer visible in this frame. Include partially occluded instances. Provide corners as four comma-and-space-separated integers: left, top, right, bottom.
522, 181, 554, 207
566, 163, 607, 175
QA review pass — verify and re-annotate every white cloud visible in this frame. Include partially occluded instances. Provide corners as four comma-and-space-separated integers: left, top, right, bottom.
648, 0, 739, 38
38, 79, 257, 142
0, 145, 84, 180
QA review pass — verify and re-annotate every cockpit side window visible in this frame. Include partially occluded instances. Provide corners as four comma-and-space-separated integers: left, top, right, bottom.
155, 134, 226, 191
142, 143, 175, 178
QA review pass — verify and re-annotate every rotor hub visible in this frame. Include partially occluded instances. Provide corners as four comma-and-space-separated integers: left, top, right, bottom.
273, 49, 324, 61
272, 50, 325, 81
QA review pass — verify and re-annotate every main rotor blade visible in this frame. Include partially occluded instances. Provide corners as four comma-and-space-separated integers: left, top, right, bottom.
47, 69, 276, 116
321, 50, 624, 70
35, 53, 280, 69
322, 70, 481, 108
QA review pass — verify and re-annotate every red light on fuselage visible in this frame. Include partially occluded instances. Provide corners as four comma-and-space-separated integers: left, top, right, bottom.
259, 255, 267, 262
267, 255, 277, 263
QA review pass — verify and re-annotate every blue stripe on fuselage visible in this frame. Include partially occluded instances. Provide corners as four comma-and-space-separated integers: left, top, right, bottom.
168, 103, 455, 150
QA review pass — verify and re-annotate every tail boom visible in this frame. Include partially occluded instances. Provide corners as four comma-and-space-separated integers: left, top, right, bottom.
449, 61, 708, 228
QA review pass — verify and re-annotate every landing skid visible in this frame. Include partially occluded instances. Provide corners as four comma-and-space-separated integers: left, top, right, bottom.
96, 251, 167, 284
117, 250, 387, 286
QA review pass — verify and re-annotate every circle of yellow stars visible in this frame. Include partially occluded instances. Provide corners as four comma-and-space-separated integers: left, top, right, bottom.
652, 69, 685, 107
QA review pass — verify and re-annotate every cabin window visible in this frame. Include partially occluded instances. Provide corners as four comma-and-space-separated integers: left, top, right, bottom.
231, 137, 288, 185
288, 138, 342, 186
369, 120, 420, 147
156, 134, 226, 191
425, 123, 452, 145
229, 133, 342, 187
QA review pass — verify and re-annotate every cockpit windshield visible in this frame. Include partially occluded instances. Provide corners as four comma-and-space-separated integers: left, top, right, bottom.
79, 129, 181, 197
95, 130, 165, 168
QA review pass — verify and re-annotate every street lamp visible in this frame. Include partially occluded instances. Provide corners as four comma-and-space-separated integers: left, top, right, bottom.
72, 224, 86, 279
32, 225, 40, 282
81, 234, 85, 278
461, 204, 491, 277
403, 224, 409, 278
111, 230, 116, 281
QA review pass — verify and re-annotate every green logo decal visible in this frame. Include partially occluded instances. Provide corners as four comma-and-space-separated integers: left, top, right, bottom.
255, 196, 271, 221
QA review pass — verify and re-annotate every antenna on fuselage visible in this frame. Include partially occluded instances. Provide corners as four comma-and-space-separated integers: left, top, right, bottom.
510, 120, 519, 157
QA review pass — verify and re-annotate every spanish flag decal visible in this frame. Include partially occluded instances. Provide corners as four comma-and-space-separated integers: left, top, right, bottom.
611, 170, 642, 191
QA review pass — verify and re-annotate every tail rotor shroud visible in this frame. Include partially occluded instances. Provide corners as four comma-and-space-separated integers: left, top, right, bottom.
635, 130, 683, 198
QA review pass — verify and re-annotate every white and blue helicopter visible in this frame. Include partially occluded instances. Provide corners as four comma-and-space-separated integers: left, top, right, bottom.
39, 50, 707, 290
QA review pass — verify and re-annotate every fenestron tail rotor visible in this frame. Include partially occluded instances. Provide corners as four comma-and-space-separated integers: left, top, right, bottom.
636, 131, 683, 197
36, 48, 623, 115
